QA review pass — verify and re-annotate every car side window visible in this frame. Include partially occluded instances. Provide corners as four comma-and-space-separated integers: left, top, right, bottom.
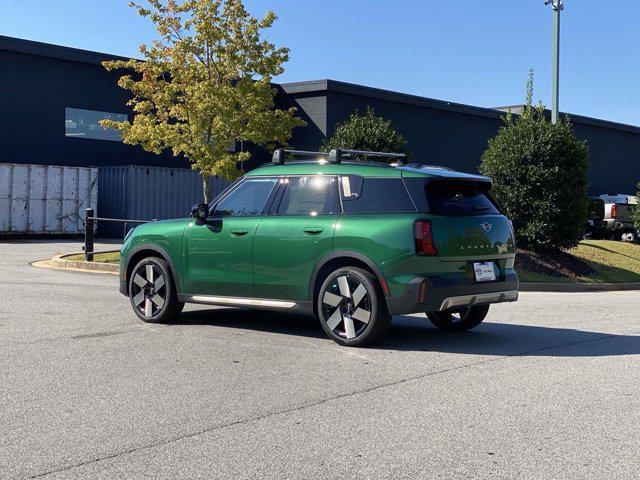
213, 178, 277, 217
276, 176, 339, 216
340, 176, 416, 213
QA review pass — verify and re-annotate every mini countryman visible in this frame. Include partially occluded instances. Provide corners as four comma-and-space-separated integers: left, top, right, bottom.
119, 149, 518, 347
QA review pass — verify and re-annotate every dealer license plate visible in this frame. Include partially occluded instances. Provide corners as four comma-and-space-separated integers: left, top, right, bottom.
473, 262, 497, 282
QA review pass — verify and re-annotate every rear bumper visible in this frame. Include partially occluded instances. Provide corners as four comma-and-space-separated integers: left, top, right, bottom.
386, 271, 519, 315
603, 219, 635, 231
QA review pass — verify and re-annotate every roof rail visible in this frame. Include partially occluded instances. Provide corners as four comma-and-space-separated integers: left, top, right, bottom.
328, 149, 406, 165
272, 149, 329, 165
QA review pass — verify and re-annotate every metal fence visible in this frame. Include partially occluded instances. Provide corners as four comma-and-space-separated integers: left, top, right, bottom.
83, 208, 152, 261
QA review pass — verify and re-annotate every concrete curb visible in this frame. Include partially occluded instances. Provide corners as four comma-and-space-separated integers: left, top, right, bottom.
48, 251, 119, 274
520, 282, 640, 292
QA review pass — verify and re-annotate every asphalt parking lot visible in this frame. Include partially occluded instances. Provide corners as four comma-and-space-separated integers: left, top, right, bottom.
1, 240, 639, 480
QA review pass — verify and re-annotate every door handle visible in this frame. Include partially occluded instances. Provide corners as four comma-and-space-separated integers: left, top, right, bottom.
230, 228, 249, 236
303, 227, 324, 234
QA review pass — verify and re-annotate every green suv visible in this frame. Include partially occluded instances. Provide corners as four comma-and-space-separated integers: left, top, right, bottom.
119, 149, 518, 346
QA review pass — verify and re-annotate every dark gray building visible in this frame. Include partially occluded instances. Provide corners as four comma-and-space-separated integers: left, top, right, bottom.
2, 35, 639, 195
282, 80, 640, 195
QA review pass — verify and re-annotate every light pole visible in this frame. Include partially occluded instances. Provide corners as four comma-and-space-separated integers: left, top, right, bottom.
545, 0, 564, 123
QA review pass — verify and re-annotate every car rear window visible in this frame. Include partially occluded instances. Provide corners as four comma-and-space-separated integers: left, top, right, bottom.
404, 178, 500, 215
340, 176, 415, 214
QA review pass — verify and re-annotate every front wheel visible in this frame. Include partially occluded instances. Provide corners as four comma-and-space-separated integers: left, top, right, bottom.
427, 304, 489, 332
317, 267, 391, 347
129, 257, 183, 323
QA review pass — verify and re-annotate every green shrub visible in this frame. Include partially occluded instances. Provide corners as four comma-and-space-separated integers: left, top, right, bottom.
479, 70, 590, 253
322, 106, 408, 158
633, 182, 640, 232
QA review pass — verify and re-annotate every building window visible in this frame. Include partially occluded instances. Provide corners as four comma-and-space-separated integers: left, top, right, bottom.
65, 107, 127, 142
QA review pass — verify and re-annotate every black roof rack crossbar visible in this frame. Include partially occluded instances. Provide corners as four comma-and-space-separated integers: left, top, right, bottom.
328, 149, 406, 165
272, 149, 329, 164
271, 148, 406, 165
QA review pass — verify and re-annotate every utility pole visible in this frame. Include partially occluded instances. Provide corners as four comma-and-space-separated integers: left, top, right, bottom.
545, 0, 564, 123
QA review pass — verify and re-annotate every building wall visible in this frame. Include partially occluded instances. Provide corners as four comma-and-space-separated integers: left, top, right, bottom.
326, 90, 502, 173
0, 48, 187, 169
2, 36, 639, 196
572, 122, 640, 195
285, 81, 640, 196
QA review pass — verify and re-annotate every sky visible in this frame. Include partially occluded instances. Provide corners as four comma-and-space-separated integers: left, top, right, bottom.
1, 0, 638, 126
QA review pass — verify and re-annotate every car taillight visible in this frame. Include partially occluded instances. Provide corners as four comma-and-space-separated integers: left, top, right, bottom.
414, 220, 437, 256
611, 204, 618, 219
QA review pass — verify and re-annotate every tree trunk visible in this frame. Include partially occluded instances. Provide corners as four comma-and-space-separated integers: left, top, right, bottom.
202, 174, 211, 204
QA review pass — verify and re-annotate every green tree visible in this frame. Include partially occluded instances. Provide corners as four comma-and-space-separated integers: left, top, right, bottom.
101, 0, 305, 202
479, 69, 590, 252
633, 182, 640, 233
321, 107, 408, 159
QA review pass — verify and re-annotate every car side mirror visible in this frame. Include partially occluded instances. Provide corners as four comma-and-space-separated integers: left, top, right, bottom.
190, 203, 209, 224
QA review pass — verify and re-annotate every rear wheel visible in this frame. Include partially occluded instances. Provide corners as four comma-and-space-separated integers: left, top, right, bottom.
129, 257, 183, 323
317, 267, 390, 347
427, 304, 489, 332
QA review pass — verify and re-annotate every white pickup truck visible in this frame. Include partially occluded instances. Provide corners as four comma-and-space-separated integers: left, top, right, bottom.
599, 194, 638, 241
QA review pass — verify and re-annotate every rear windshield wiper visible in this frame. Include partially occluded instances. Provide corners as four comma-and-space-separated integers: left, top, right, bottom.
472, 206, 491, 211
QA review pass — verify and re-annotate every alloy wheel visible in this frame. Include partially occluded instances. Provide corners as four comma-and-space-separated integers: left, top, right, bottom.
130, 263, 166, 318
321, 274, 372, 340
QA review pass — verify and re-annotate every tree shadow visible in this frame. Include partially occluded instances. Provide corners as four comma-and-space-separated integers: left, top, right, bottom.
175, 308, 640, 357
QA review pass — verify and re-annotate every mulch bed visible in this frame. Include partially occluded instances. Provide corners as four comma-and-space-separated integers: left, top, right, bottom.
515, 249, 596, 278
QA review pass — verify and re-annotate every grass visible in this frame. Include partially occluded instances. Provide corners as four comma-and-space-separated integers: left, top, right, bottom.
517, 240, 640, 284
66, 251, 121, 264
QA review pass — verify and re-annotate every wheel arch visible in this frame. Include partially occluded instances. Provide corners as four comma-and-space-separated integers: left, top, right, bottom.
125, 244, 181, 294
308, 251, 387, 309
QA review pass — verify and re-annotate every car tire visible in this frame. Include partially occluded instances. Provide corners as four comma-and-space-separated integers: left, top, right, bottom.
129, 257, 183, 323
427, 304, 490, 332
317, 266, 391, 347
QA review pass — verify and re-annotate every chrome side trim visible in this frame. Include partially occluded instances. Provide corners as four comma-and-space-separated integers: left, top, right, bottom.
439, 289, 518, 311
186, 295, 296, 309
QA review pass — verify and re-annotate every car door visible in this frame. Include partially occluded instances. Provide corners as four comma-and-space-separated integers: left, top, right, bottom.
253, 175, 340, 301
182, 176, 278, 297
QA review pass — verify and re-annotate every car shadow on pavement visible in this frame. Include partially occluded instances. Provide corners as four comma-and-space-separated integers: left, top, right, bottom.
377, 315, 640, 357
176, 308, 328, 340
176, 308, 640, 357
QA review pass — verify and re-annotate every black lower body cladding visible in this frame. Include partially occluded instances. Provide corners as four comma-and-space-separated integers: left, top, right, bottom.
386, 271, 519, 315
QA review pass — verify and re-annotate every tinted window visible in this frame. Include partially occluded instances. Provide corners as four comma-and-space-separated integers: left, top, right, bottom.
340, 176, 415, 214
415, 179, 500, 215
214, 178, 277, 217
208, 176, 244, 209
277, 176, 339, 216
65, 107, 127, 142
403, 178, 429, 212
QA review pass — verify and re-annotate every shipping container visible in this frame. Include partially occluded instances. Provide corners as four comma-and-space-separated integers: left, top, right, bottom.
0, 163, 97, 234
98, 165, 228, 237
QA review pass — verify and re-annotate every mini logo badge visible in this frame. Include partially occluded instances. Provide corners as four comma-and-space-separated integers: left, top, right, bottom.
481, 222, 492, 232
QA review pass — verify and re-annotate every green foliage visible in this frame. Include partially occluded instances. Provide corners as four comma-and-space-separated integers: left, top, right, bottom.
633, 182, 640, 232
479, 69, 590, 252
321, 107, 408, 159
100, 0, 305, 201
